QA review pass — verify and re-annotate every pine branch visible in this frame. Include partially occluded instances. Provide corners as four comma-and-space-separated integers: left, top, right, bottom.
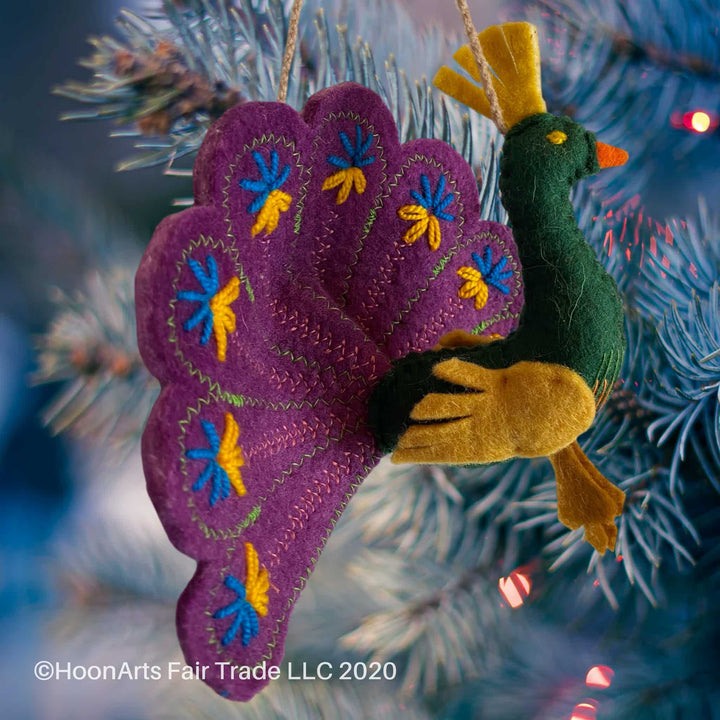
34, 268, 158, 450
343, 460, 475, 564
637, 197, 720, 319
341, 549, 510, 696
447, 596, 720, 720
56, 0, 506, 223
529, 0, 720, 200
533, 0, 720, 80
643, 289, 720, 494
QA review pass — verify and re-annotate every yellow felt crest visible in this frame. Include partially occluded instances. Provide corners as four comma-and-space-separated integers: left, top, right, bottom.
433, 22, 547, 132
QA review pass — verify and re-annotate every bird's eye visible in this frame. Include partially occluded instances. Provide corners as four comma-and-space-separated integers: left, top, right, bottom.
546, 130, 568, 145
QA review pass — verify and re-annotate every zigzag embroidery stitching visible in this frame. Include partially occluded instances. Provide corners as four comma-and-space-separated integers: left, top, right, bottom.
176, 254, 240, 361
457, 244, 513, 310
186, 412, 245, 507
204, 458, 376, 668
222, 134, 309, 274
341, 153, 467, 309
178, 389, 370, 541
310, 111, 387, 308
467, 232, 523, 334
168, 236, 249, 377
322, 124, 376, 204
239, 149, 293, 237
397, 173, 456, 251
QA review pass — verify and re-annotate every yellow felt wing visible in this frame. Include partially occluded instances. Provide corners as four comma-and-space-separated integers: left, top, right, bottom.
433, 21, 547, 132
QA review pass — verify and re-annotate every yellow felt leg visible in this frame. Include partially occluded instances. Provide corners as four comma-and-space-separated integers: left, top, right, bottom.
392, 360, 596, 465
550, 442, 625, 554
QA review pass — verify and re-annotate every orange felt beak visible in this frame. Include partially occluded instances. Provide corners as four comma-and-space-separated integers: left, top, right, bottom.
596, 141, 629, 169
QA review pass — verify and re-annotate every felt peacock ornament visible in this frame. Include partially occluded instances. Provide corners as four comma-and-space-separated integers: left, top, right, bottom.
135, 8, 625, 702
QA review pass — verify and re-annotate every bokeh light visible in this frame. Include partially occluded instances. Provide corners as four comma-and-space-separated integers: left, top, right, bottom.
690, 111, 711, 133
498, 570, 531, 608
570, 700, 598, 720
586, 665, 614, 688
673, 109, 718, 133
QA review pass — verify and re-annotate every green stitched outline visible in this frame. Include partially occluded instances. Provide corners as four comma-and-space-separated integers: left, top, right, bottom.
341, 153, 467, 312
178, 385, 369, 540
464, 230, 523, 334
168, 142, 339, 411
311, 111, 388, 308
174, 116, 384, 674
382, 231, 509, 344
203, 459, 375, 670
178, 391, 263, 540
168, 234, 252, 378
168, 236, 316, 410
223, 133, 309, 252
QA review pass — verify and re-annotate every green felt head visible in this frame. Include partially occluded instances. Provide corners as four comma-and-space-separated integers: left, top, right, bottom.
500, 113, 600, 205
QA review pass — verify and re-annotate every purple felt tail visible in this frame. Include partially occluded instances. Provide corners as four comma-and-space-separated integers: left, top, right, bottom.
136, 81, 524, 703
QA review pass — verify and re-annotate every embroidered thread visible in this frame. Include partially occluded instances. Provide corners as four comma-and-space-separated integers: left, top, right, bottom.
547, 130, 568, 145
397, 174, 455, 251
176, 255, 239, 361
186, 412, 245, 506
322, 125, 376, 204
457, 245, 513, 309
239, 150, 292, 236
213, 543, 269, 646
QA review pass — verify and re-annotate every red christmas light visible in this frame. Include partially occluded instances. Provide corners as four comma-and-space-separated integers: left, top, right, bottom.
570, 700, 598, 720
671, 109, 718, 133
586, 665, 614, 688
498, 570, 532, 608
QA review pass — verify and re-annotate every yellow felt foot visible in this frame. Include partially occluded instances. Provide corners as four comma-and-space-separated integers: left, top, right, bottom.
550, 441, 625, 554
391, 360, 596, 465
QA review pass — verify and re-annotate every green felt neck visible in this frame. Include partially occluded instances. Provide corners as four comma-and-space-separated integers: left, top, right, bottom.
496, 112, 625, 386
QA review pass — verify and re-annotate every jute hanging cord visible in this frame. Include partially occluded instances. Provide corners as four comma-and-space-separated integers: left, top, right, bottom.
454, 0, 508, 134
277, 0, 305, 103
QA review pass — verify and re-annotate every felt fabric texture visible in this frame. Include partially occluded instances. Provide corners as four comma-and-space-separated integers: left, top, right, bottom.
369, 111, 627, 452
391, 359, 596, 464
433, 22, 547, 132
596, 140, 630, 169
551, 441, 626, 554
433, 328, 502, 350
136, 82, 523, 701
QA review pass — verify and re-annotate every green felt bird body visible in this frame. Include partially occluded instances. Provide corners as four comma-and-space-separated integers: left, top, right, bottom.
368, 22, 628, 554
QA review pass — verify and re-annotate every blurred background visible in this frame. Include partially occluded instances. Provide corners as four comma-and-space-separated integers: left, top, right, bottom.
1, 0, 719, 718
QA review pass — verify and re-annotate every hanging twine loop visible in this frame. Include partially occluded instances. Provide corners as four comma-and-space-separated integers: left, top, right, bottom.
277, 0, 305, 103
454, 0, 508, 134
